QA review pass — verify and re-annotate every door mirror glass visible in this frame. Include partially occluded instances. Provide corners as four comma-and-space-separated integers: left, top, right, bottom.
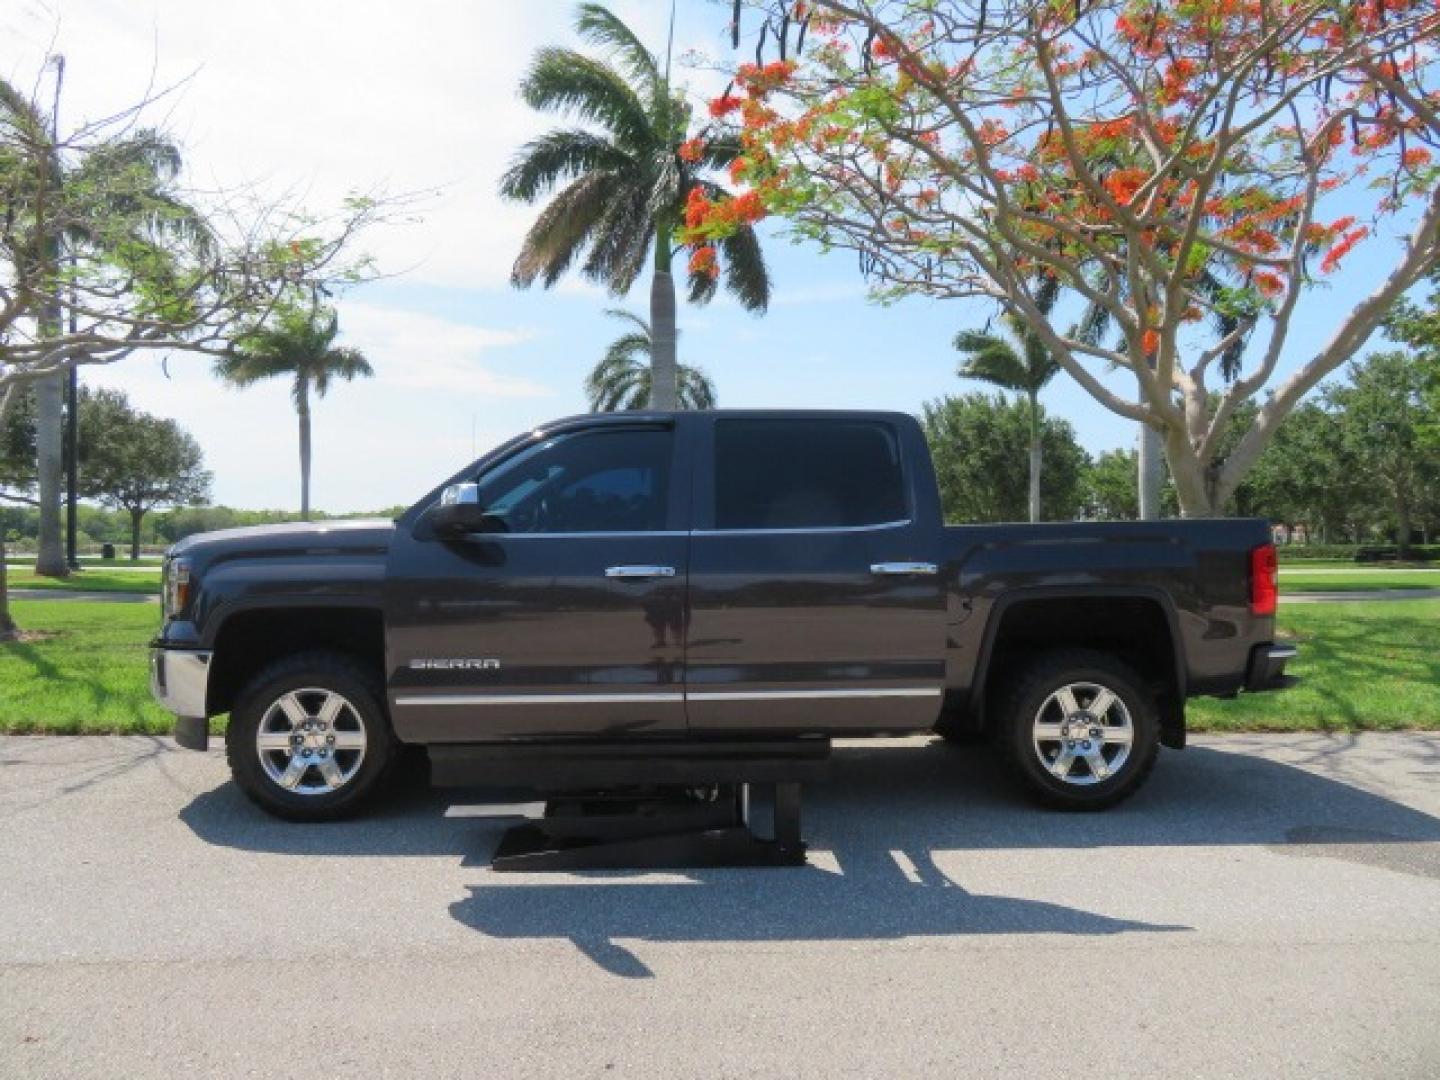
430, 483, 493, 534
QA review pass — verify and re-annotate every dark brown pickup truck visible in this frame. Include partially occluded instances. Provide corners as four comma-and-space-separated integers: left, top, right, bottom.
151, 409, 1293, 822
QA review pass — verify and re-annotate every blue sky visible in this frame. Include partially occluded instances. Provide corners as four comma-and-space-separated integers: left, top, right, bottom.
3, 0, 1422, 511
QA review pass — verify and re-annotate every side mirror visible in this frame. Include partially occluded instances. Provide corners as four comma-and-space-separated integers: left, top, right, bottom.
429, 482, 491, 534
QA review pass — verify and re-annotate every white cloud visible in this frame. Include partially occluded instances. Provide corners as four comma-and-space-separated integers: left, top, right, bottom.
338, 304, 547, 398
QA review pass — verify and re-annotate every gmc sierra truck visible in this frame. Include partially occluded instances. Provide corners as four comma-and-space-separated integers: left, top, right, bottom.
151, 410, 1294, 821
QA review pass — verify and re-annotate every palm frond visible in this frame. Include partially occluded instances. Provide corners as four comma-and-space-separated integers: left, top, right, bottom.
574, 3, 661, 101
954, 331, 1030, 392
499, 128, 633, 202
586, 347, 648, 411
520, 48, 655, 151
579, 177, 654, 294
219, 306, 373, 401
602, 308, 651, 337
718, 222, 770, 313
677, 364, 717, 409
511, 171, 623, 288
310, 347, 374, 398
687, 258, 718, 305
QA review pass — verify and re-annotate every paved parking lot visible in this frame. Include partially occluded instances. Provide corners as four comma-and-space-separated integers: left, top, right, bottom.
2, 733, 1438, 1079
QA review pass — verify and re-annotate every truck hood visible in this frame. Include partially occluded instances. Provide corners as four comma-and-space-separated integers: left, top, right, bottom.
168, 519, 395, 560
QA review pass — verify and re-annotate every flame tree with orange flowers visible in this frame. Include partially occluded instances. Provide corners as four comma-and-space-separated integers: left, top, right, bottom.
688, 1, 1440, 517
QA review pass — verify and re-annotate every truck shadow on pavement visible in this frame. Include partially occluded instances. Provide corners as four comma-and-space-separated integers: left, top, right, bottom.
179, 738, 1440, 978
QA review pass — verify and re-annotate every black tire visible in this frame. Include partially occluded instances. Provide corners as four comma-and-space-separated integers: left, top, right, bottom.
994, 649, 1160, 810
225, 651, 397, 822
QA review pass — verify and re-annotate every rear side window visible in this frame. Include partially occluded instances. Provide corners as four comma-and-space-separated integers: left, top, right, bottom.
714, 419, 907, 530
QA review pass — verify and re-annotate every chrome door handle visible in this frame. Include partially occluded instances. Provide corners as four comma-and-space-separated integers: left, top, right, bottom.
605, 565, 677, 579
870, 562, 939, 576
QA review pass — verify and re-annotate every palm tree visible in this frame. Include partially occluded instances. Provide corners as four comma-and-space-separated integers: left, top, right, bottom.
216, 306, 372, 519
586, 309, 715, 411
500, 3, 770, 409
954, 278, 1062, 523
0, 74, 206, 576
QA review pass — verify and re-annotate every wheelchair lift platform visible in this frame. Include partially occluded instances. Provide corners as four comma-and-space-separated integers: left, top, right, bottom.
428, 738, 830, 871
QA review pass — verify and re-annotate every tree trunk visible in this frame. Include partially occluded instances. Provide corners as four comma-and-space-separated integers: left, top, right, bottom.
0, 536, 16, 642
648, 231, 679, 411
130, 508, 145, 562
1027, 391, 1042, 523
1162, 422, 1225, 518
1396, 495, 1412, 559
297, 377, 312, 520
1137, 420, 1164, 520
34, 371, 67, 577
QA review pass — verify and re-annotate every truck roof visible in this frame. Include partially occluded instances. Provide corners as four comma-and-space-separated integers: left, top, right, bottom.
536, 408, 917, 429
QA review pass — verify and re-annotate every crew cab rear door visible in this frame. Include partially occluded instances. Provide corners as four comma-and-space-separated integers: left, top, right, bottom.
684, 414, 947, 733
384, 420, 691, 743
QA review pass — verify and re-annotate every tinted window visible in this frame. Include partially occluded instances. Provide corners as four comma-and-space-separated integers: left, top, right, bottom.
475, 428, 672, 533
714, 419, 906, 529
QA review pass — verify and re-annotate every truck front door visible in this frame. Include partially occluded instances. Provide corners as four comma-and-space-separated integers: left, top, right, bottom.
385, 421, 690, 743
685, 415, 947, 734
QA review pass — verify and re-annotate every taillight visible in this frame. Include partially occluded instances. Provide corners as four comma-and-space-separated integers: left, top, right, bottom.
1250, 543, 1278, 616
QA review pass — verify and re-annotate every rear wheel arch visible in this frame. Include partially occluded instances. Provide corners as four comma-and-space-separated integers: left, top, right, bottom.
965, 587, 1186, 745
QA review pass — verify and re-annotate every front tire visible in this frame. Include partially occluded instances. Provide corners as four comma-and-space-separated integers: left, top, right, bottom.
995, 650, 1160, 810
225, 651, 396, 822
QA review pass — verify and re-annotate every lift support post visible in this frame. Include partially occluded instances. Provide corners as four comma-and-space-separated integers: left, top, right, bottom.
428, 739, 830, 871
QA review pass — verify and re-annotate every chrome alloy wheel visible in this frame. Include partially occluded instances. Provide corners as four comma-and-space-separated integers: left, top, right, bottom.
255, 689, 367, 796
1031, 681, 1134, 786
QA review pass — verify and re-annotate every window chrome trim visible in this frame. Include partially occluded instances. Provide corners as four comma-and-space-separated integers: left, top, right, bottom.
464, 520, 912, 539
395, 692, 685, 706
394, 687, 940, 706
690, 519, 914, 538
465, 530, 689, 540
686, 688, 940, 702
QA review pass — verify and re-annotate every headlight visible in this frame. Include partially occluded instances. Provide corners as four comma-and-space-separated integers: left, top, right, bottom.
163, 558, 192, 619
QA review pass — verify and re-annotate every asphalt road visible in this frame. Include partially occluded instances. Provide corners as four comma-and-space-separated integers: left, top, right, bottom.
2, 733, 1438, 1079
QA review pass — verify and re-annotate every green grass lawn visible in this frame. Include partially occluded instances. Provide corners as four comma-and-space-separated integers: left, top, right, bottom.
3, 596, 1438, 736
1189, 599, 1440, 732
0, 601, 172, 734
5, 568, 161, 594
1280, 568, 1440, 592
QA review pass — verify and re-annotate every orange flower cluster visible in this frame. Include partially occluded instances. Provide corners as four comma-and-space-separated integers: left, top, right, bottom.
1321, 227, 1369, 274
1103, 168, 1150, 205
1252, 272, 1285, 298
1159, 59, 1200, 106
734, 60, 798, 98
683, 186, 766, 239
709, 94, 742, 119
977, 119, 1008, 147
678, 138, 705, 163
688, 244, 718, 279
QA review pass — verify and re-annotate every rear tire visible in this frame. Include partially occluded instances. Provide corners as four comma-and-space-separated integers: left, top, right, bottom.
225, 651, 396, 822
995, 650, 1160, 810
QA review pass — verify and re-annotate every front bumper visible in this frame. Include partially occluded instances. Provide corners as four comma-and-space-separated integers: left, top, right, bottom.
1245, 643, 1298, 692
150, 648, 212, 750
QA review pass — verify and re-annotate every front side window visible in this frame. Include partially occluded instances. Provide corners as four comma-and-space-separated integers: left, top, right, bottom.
474, 427, 672, 533
714, 419, 907, 530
